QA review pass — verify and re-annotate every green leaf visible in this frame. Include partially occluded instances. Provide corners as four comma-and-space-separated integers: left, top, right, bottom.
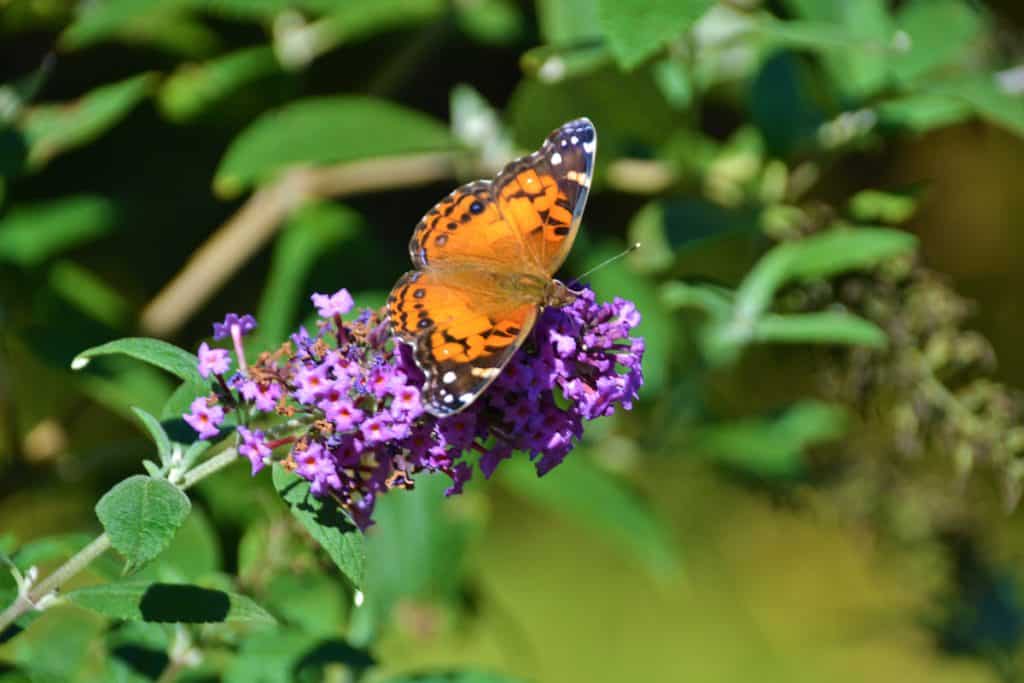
272, 466, 365, 588
499, 453, 679, 577
660, 281, 733, 318
48, 259, 132, 328
520, 43, 613, 83
734, 226, 917, 322
158, 46, 281, 122
379, 673, 528, 683
130, 407, 172, 462
652, 57, 692, 110
73, 338, 202, 384
61, 0, 171, 49
695, 401, 849, 478
876, 92, 972, 133
262, 571, 347, 635
224, 631, 373, 683
257, 202, 363, 347
20, 74, 156, 169
890, 0, 984, 86
456, 0, 525, 46
160, 379, 208, 420
215, 96, 454, 197
75, 357, 177, 420
134, 506, 222, 583
597, 0, 714, 69
848, 189, 918, 224
66, 581, 275, 625
0, 195, 117, 267
95, 476, 192, 568
353, 472, 478, 644
761, 2, 893, 99
536, 0, 603, 47
930, 75, 1024, 139
752, 311, 887, 348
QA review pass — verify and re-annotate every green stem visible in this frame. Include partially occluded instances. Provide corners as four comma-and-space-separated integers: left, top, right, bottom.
0, 447, 240, 634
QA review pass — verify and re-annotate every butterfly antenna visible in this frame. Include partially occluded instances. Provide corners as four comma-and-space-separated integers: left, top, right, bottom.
571, 242, 641, 285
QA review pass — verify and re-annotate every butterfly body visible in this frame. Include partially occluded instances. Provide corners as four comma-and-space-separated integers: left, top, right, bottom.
388, 118, 596, 416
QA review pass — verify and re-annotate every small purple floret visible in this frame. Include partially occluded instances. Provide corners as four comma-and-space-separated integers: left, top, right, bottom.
197, 342, 231, 379
213, 313, 257, 341
311, 289, 354, 318
183, 396, 224, 440
237, 426, 271, 475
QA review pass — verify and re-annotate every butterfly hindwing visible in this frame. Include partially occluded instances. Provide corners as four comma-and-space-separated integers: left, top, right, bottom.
387, 270, 537, 416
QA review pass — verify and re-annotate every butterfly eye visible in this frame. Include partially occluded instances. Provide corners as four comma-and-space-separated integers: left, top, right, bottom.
469, 201, 484, 214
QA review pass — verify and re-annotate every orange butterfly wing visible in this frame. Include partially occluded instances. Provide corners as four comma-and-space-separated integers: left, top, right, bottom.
389, 118, 596, 416
388, 269, 536, 415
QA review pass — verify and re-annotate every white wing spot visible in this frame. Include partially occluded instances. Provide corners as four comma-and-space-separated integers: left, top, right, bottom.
459, 392, 474, 404
550, 152, 562, 165
570, 135, 579, 144
442, 371, 456, 384
443, 394, 454, 403
583, 141, 595, 154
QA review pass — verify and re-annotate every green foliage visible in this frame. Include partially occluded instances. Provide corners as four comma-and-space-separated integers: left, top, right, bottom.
4, 0, 1024, 680
598, 0, 713, 69
257, 201, 364, 347
95, 476, 192, 569
273, 466, 366, 589
214, 97, 454, 197
72, 338, 203, 384
20, 74, 156, 169
0, 195, 117, 267
66, 581, 275, 625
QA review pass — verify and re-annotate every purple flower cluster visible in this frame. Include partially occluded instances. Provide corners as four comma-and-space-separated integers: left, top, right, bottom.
183, 287, 643, 528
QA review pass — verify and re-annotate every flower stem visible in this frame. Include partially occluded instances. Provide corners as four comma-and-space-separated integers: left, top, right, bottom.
0, 447, 241, 635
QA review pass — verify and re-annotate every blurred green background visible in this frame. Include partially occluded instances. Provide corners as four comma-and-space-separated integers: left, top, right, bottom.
4, 0, 1024, 681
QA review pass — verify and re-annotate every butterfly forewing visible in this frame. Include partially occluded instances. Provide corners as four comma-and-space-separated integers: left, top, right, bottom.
494, 118, 595, 275
389, 118, 597, 417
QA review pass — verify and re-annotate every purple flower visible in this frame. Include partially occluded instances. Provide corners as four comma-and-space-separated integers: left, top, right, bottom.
184, 284, 643, 530
197, 342, 231, 379
238, 426, 271, 475
239, 379, 283, 412
183, 396, 224, 440
311, 289, 354, 317
213, 313, 257, 341
325, 398, 364, 432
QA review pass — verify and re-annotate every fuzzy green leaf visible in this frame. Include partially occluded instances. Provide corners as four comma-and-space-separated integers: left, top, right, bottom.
273, 466, 365, 588
73, 338, 202, 384
130, 407, 172, 461
95, 476, 191, 568
66, 581, 275, 624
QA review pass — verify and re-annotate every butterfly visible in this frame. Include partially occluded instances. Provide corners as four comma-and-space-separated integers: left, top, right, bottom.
387, 118, 596, 417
